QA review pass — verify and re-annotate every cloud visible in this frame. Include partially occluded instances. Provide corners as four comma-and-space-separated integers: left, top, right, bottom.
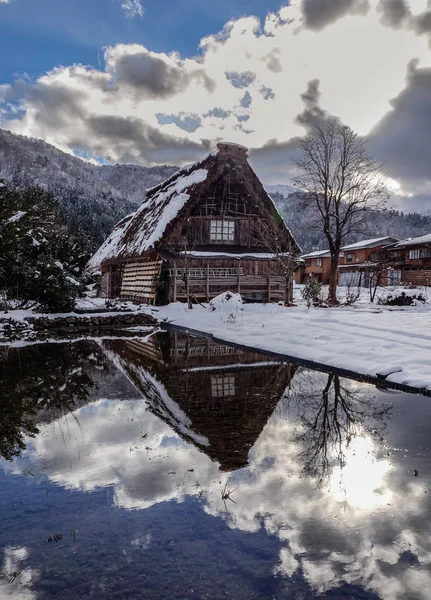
119, 0, 144, 18
1, 1, 431, 209
377, 0, 412, 28
300, 0, 370, 31
106, 45, 216, 99
368, 59, 431, 199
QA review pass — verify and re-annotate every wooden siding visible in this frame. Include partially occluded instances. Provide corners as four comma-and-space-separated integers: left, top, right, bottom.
168, 258, 288, 302
402, 269, 431, 286
166, 216, 279, 249
120, 259, 162, 304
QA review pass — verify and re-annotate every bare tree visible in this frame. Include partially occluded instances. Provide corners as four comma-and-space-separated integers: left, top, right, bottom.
260, 222, 296, 304
294, 123, 388, 305
287, 371, 390, 486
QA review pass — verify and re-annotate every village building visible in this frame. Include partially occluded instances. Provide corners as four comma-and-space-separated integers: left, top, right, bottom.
295, 249, 333, 285
88, 143, 301, 305
388, 234, 431, 286
338, 237, 400, 286
296, 237, 400, 287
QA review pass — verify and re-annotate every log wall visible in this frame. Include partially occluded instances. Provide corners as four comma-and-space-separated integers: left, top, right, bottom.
402, 269, 431, 286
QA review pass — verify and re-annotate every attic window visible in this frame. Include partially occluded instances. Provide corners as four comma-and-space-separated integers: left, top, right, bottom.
211, 375, 236, 398
210, 220, 235, 242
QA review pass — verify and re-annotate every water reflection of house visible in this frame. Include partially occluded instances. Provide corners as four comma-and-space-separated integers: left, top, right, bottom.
104, 332, 297, 471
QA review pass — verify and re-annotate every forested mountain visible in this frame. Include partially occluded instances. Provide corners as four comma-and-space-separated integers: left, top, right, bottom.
1, 128, 431, 257
272, 192, 431, 253
0, 129, 176, 250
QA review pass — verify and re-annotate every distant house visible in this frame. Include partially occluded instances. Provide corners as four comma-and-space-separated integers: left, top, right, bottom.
88, 143, 301, 304
338, 237, 399, 287
389, 234, 431, 286
295, 249, 333, 285
296, 236, 400, 287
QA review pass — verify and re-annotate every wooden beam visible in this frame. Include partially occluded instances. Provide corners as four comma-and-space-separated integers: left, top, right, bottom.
173, 261, 177, 302
108, 265, 113, 298
267, 275, 271, 303
206, 262, 209, 302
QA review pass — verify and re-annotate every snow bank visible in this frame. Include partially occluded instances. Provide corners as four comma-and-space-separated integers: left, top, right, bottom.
159, 299, 431, 392
208, 291, 244, 312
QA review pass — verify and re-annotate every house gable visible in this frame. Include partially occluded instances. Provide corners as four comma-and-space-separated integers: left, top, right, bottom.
161, 145, 300, 255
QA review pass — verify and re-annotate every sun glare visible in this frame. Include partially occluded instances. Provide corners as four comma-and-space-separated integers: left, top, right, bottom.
329, 436, 392, 510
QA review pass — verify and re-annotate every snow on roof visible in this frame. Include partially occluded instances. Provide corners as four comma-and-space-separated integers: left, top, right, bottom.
301, 249, 331, 259
217, 142, 249, 151
87, 213, 135, 271
88, 159, 209, 271
88, 142, 301, 271
395, 233, 431, 248
341, 237, 398, 251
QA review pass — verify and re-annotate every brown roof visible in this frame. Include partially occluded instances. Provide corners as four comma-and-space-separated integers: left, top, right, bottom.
88, 143, 300, 271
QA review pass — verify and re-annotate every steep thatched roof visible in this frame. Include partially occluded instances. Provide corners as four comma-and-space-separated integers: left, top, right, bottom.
88, 143, 300, 271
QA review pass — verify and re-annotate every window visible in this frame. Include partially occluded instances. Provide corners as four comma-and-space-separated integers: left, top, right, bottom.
211, 375, 236, 398
315, 258, 322, 267
346, 253, 355, 263
210, 220, 235, 242
305, 260, 311, 267
408, 248, 431, 260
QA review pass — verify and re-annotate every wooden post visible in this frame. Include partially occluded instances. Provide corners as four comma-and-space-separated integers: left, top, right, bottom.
237, 261, 241, 294
108, 265, 113, 298
173, 331, 178, 363
206, 262, 210, 302
173, 261, 177, 302
267, 275, 271, 303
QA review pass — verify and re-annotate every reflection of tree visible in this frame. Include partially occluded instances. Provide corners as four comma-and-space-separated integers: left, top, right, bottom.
0, 342, 109, 461
287, 372, 390, 485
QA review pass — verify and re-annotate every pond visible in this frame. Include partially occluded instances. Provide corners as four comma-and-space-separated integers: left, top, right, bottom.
0, 331, 430, 600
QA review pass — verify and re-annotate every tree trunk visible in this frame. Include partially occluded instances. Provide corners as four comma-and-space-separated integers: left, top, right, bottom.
327, 257, 339, 305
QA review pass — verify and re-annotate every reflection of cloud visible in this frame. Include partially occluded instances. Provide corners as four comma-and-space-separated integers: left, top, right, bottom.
329, 436, 392, 509
4, 398, 219, 511
199, 374, 431, 600
2, 370, 431, 599
0, 546, 38, 599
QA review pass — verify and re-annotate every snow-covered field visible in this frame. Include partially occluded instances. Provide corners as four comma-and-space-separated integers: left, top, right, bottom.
158, 287, 431, 391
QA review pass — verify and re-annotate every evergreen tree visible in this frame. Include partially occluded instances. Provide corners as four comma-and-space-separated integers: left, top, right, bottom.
0, 181, 89, 311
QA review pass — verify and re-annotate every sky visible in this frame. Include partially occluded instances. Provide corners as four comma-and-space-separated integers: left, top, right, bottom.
1, 0, 431, 211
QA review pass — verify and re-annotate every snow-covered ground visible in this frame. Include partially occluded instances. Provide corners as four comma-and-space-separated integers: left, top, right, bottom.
158, 287, 431, 391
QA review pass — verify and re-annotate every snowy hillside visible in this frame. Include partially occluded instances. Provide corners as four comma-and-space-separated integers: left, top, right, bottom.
0, 128, 177, 249
0, 128, 177, 205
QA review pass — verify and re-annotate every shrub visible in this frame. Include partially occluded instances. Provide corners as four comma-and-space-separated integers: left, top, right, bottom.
377, 291, 427, 306
301, 277, 324, 308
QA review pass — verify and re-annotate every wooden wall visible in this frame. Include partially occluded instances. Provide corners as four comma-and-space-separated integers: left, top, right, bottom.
168, 258, 288, 303
402, 269, 431, 286
167, 216, 273, 249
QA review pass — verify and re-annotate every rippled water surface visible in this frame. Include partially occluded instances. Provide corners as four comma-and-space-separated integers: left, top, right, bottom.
1, 331, 430, 599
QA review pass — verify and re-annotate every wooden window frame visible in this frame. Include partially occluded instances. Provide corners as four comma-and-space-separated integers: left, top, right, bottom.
210, 220, 235, 243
